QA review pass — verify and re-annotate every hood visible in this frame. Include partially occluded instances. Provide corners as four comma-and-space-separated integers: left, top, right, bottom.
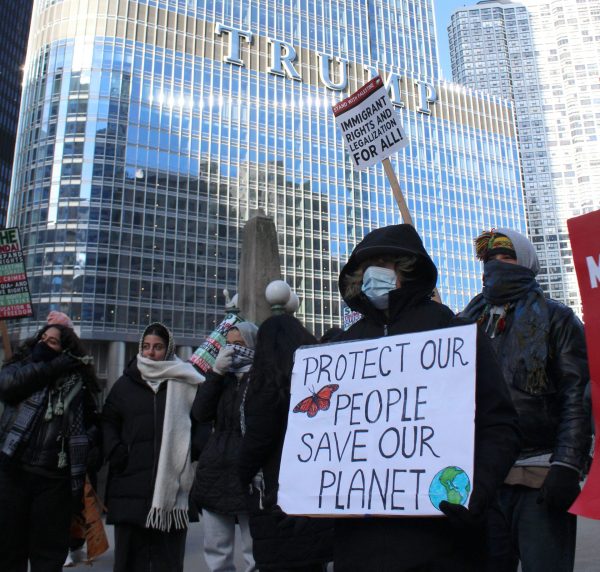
339, 224, 438, 315
230, 321, 259, 350
493, 227, 540, 275
139, 322, 176, 360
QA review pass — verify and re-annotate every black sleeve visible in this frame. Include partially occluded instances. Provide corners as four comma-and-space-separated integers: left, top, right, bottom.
101, 380, 127, 465
83, 386, 101, 443
238, 385, 286, 485
471, 329, 521, 511
82, 386, 102, 474
0, 355, 75, 404
548, 306, 591, 470
191, 370, 226, 422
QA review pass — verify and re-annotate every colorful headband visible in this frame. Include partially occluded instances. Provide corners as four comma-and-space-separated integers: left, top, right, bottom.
474, 230, 515, 261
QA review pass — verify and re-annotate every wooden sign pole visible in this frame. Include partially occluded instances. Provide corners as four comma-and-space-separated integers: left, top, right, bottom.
382, 158, 413, 226
0, 321, 12, 361
381, 157, 442, 303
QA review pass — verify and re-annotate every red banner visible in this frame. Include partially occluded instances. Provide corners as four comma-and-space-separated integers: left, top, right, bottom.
567, 209, 600, 518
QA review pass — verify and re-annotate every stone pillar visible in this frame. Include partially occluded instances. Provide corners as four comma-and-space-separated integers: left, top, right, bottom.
238, 211, 282, 325
106, 340, 126, 391
177, 345, 193, 361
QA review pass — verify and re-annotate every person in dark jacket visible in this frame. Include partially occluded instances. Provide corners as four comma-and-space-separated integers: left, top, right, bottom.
0, 323, 99, 572
192, 321, 259, 572
333, 224, 520, 572
462, 228, 591, 572
102, 322, 205, 572
238, 314, 333, 572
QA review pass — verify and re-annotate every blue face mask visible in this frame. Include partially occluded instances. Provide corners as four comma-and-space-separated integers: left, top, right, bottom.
361, 266, 397, 309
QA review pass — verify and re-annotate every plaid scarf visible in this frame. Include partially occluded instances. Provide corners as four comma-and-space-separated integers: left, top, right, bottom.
63, 377, 89, 495
1, 386, 49, 458
228, 344, 255, 373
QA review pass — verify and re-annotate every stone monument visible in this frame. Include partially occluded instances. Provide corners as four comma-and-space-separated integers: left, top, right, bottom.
238, 210, 282, 324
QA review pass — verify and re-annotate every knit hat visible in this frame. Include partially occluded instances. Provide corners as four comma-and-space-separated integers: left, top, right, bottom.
46, 311, 74, 329
475, 230, 516, 262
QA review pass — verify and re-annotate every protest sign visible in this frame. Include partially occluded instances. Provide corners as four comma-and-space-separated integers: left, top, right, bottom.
0, 227, 33, 320
567, 209, 600, 518
189, 313, 243, 373
278, 324, 477, 516
332, 75, 409, 171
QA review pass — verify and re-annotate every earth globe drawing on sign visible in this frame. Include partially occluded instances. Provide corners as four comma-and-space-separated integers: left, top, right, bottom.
429, 466, 471, 510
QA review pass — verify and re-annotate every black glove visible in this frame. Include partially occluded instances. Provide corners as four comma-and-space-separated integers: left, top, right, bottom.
537, 465, 580, 511
439, 501, 484, 530
46, 352, 82, 376
272, 505, 310, 530
272, 505, 294, 528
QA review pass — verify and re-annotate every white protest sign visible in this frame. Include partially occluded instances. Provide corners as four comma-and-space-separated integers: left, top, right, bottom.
278, 324, 477, 517
332, 75, 409, 170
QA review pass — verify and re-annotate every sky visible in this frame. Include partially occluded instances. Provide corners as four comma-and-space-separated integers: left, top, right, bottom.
433, 0, 471, 80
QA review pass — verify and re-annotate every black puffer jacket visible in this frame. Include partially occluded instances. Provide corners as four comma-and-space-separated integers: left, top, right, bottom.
191, 370, 250, 514
239, 382, 334, 570
333, 225, 520, 572
102, 358, 168, 526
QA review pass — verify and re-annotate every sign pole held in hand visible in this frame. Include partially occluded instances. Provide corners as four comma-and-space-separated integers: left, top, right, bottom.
382, 157, 413, 226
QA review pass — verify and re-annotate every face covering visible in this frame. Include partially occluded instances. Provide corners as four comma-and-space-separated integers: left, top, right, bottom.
32, 341, 61, 363
361, 266, 397, 310
226, 344, 255, 373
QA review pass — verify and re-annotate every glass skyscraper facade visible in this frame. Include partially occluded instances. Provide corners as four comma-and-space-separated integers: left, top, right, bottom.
448, 0, 600, 313
9, 0, 526, 376
0, 1, 34, 227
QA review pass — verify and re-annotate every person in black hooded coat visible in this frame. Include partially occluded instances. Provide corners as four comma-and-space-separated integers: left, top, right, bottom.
238, 314, 333, 572
333, 224, 520, 572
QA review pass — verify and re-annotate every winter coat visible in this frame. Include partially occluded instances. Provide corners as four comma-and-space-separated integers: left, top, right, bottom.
191, 370, 250, 515
481, 296, 590, 470
0, 354, 98, 482
333, 224, 520, 572
239, 381, 334, 570
102, 358, 198, 526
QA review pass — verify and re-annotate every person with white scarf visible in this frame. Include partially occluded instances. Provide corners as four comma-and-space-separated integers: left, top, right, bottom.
102, 322, 204, 572
191, 322, 258, 572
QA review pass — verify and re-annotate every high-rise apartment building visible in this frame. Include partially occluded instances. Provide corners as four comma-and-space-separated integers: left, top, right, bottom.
0, 1, 35, 227
448, 0, 600, 312
9, 0, 525, 381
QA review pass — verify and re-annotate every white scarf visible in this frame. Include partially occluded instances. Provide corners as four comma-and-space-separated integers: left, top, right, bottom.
137, 354, 205, 531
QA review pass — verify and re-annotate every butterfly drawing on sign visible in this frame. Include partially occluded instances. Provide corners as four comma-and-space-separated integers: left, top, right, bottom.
293, 384, 339, 418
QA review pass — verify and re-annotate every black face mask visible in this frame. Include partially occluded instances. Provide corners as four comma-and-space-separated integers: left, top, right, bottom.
31, 341, 61, 363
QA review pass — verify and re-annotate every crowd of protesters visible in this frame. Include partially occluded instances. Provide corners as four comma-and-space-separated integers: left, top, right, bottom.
0, 225, 591, 572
